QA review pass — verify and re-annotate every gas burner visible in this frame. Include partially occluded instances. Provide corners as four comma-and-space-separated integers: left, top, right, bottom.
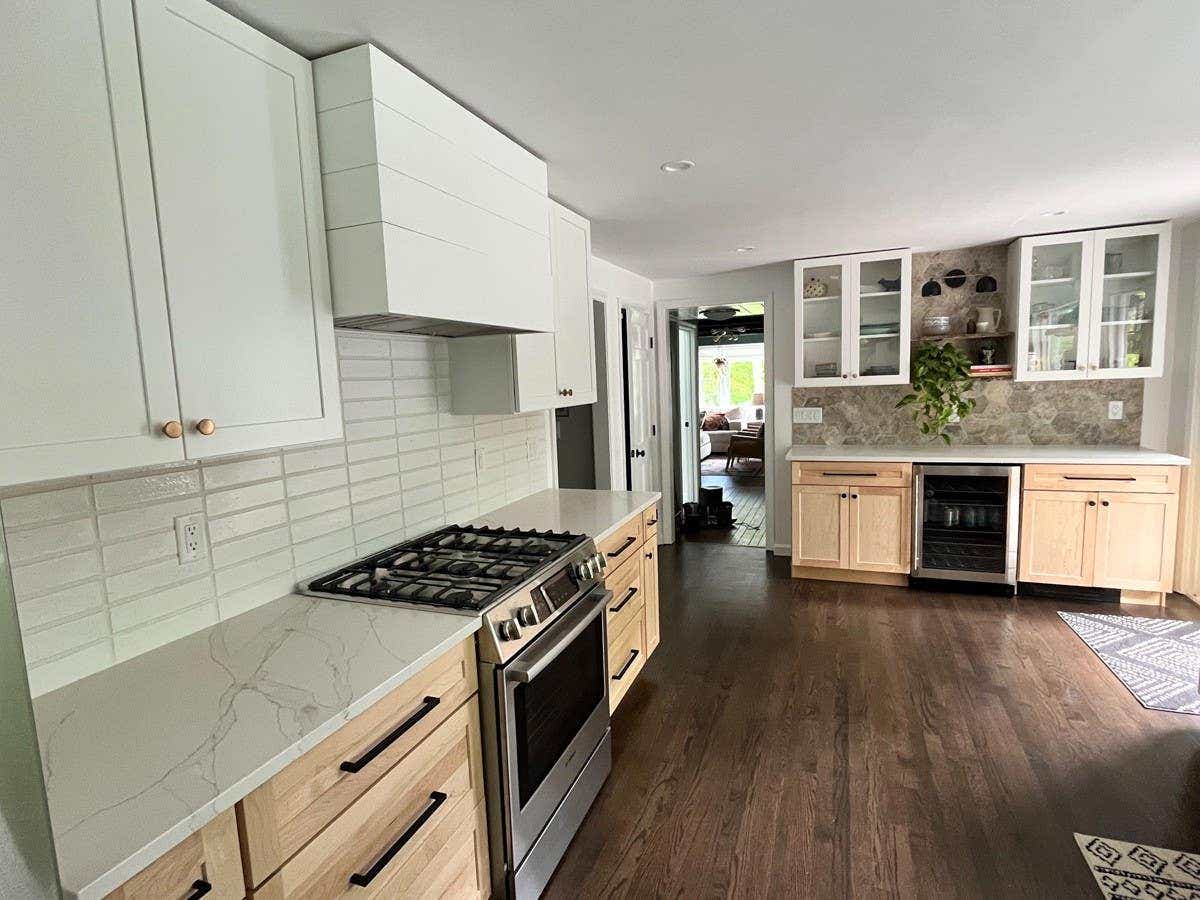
303, 524, 587, 613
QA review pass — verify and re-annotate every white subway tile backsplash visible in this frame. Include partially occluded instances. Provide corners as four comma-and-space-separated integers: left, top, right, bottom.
1, 486, 93, 527
5, 518, 97, 565
7, 331, 553, 696
94, 470, 201, 510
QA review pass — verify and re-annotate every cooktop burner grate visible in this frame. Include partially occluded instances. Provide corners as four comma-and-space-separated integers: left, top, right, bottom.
305, 524, 586, 612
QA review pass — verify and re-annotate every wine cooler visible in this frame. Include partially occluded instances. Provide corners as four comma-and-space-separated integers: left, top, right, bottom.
913, 465, 1022, 586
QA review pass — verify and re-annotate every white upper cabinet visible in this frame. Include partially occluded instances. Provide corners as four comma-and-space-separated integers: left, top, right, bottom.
313, 45, 554, 335
550, 203, 598, 406
1009, 222, 1171, 381
0, 0, 183, 486
135, 0, 341, 457
795, 250, 911, 386
448, 202, 597, 414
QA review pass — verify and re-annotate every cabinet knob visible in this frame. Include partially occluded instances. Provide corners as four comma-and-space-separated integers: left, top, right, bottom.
195, 418, 216, 436
842, 374, 849, 380
840, 492, 848, 499
559, 389, 569, 397
567, 388, 574, 396
851, 493, 859, 499
1088, 500, 1097, 507
1101, 500, 1110, 507
161, 420, 183, 439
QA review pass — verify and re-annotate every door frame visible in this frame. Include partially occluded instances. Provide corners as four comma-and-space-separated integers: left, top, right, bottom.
672, 320, 700, 507
654, 296, 774, 550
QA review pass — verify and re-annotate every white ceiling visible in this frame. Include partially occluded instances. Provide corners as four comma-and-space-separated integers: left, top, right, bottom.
215, 0, 1200, 279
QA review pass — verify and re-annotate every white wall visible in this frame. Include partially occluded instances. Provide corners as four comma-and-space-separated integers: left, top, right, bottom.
654, 263, 794, 554
590, 257, 655, 490
1143, 220, 1200, 452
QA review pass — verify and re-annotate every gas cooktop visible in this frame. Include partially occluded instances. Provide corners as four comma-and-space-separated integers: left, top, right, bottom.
302, 524, 588, 613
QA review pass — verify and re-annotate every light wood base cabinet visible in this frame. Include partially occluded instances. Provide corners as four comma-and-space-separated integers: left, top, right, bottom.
105, 808, 242, 899
790, 462, 912, 581
1019, 465, 1180, 595
602, 502, 661, 712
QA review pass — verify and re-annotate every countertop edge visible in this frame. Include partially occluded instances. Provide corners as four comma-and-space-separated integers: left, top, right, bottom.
69, 613, 482, 900
592, 492, 661, 542
784, 446, 1190, 466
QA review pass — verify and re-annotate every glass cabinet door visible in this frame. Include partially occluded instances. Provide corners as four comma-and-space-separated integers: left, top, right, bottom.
796, 259, 846, 383
1090, 228, 1164, 376
1023, 238, 1090, 378
853, 253, 908, 382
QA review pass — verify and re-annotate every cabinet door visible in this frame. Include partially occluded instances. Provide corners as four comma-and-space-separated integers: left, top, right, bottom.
791, 484, 847, 568
0, 0, 183, 486
848, 487, 911, 573
549, 202, 597, 406
1013, 234, 1093, 381
514, 333, 560, 412
1093, 492, 1178, 591
135, 0, 341, 458
795, 256, 850, 385
108, 807, 242, 899
849, 250, 911, 386
1086, 223, 1171, 379
642, 540, 661, 654
1018, 490, 1097, 585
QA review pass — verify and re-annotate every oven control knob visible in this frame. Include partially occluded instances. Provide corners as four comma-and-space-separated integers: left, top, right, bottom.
498, 619, 522, 642
516, 605, 539, 627
573, 560, 591, 581
594, 552, 606, 571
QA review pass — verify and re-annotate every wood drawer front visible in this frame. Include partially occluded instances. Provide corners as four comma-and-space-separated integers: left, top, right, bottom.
106, 807, 242, 900
605, 557, 646, 647
1023, 464, 1179, 494
641, 504, 660, 535
598, 514, 643, 571
257, 699, 485, 899
793, 461, 911, 488
239, 639, 477, 886
608, 608, 647, 714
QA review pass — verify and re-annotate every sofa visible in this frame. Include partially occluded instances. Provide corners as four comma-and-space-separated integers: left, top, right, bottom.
700, 407, 743, 454
699, 429, 712, 460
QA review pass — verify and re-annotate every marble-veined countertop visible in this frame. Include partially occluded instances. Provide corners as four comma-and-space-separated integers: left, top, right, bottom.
470, 488, 661, 540
786, 444, 1189, 465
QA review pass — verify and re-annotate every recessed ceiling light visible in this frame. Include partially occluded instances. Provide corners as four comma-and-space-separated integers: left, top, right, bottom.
660, 159, 695, 173
735, 246, 756, 253
1040, 209, 1067, 217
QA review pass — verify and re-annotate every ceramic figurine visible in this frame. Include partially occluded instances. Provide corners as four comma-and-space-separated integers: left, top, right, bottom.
803, 277, 827, 298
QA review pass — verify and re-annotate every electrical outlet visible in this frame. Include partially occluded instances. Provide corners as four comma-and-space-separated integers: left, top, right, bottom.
174, 514, 206, 564
793, 407, 823, 424
1108, 400, 1124, 421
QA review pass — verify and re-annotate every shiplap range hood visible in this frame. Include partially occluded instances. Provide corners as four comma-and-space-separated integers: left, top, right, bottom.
313, 45, 554, 337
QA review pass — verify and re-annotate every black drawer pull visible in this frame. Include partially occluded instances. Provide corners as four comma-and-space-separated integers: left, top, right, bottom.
607, 536, 637, 557
610, 587, 638, 614
340, 696, 440, 773
349, 791, 447, 887
186, 880, 212, 900
645, 517, 658, 525
822, 471, 879, 477
1062, 475, 1136, 482
612, 649, 639, 680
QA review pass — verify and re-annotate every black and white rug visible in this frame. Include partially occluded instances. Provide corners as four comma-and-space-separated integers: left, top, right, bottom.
1059, 612, 1200, 714
1076, 833, 1200, 898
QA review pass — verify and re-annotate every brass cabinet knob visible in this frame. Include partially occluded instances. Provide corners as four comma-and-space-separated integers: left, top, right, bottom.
559, 389, 569, 397
567, 388, 574, 396
161, 420, 183, 439
195, 418, 216, 436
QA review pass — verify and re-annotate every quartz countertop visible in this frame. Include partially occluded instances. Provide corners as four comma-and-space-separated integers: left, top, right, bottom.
32, 592, 480, 900
470, 488, 661, 541
786, 444, 1189, 466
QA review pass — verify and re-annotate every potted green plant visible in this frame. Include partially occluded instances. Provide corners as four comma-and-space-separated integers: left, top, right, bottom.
897, 342, 976, 444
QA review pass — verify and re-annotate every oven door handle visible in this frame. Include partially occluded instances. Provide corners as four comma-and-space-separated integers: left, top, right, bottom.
506, 590, 610, 684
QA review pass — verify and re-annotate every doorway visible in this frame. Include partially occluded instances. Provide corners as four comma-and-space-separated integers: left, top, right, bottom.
663, 302, 769, 549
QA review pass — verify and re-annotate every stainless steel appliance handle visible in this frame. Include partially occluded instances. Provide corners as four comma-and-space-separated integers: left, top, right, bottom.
507, 590, 610, 684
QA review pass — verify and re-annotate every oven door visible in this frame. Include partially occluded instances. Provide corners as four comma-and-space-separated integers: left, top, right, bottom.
497, 587, 611, 867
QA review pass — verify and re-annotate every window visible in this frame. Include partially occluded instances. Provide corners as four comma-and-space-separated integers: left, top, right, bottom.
698, 346, 764, 410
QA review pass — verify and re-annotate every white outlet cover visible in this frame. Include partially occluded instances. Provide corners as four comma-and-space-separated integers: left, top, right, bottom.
174, 513, 206, 564
1108, 401, 1124, 420
793, 406, 823, 424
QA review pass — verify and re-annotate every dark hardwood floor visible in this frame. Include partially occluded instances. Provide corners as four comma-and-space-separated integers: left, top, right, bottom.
545, 542, 1200, 898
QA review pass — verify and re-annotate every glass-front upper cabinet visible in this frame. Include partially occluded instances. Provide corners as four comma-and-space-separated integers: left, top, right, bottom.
794, 250, 911, 386
1009, 222, 1170, 382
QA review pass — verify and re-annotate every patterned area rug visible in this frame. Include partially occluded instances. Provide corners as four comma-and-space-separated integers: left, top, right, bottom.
1059, 612, 1200, 714
1076, 834, 1200, 898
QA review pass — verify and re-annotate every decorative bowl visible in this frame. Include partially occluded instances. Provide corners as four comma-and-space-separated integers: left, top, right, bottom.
922, 315, 953, 336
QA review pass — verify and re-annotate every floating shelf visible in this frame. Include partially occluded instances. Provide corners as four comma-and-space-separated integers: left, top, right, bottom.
914, 331, 1013, 344
1030, 277, 1077, 286
1104, 270, 1155, 280
860, 332, 900, 341
969, 369, 1013, 379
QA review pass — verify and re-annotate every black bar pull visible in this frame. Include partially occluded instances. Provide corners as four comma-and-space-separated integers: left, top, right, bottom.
645, 517, 658, 525
1062, 475, 1136, 482
823, 471, 879, 477
186, 880, 213, 900
349, 791, 448, 887
341, 697, 441, 773
607, 536, 636, 557
610, 587, 638, 614
612, 649, 639, 680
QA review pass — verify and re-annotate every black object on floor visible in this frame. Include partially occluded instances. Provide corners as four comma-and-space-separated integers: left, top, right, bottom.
1019, 581, 1120, 603
908, 576, 1015, 598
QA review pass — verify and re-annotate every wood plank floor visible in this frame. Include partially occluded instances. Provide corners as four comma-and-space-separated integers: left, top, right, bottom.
688, 464, 766, 549
545, 542, 1200, 898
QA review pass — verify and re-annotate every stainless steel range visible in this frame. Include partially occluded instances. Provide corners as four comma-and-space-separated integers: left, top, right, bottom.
301, 524, 613, 899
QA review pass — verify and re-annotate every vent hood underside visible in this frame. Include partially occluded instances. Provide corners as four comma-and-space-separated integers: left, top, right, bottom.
334, 313, 538, 338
